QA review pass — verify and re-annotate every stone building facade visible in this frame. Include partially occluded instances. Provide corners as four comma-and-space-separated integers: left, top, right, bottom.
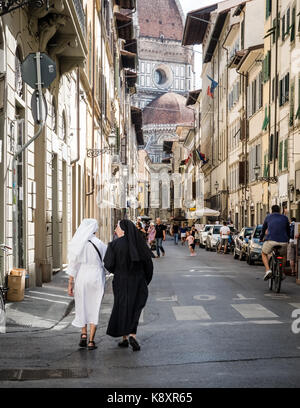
0, 0, 141, 289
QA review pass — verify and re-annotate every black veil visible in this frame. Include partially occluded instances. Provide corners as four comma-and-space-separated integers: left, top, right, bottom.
119, 219, 152, 262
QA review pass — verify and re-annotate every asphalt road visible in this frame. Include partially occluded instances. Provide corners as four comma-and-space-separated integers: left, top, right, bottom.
1, 237, 300, 388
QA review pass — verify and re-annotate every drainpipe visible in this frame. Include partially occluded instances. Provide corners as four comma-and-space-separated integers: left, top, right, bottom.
222, 41, 229, 222
71, 67, 80, 165
272, 0, 279, 191
86, 0, 96, 197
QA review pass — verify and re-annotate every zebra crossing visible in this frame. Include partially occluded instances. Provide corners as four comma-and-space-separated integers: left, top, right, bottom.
100, 297, 300, 326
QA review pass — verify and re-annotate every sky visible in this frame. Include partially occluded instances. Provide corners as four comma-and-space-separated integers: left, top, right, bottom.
179, 0, 222, 89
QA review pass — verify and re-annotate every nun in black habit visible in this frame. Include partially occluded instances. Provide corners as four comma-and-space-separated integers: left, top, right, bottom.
104, 219, 153, 351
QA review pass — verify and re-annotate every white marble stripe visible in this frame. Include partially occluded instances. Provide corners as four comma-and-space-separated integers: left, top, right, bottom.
231, 303, 278, 319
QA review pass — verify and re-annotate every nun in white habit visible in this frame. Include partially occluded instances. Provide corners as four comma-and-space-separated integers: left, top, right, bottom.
66, 218, 107, 350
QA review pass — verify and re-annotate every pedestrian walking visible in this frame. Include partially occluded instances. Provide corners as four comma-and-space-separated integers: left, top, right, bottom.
171, 223, 179, 245
186, 231, 196, 256
180, 224, 188, 246
104, 220, 153, 351
218, 221, 230, 254
66, 218, 107, 351
287, 217, 298, 276
194, 228, 200, 248
155, 217, 166, 257
136, 221, 147, 240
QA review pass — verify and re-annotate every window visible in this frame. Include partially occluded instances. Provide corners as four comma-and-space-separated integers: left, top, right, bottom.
290, 81, 295, 126
263, 51, 271, 83
284, 139, 288, 169
278, 140, 283, 171
266, 0, 272, 19
279, 73, 290, 106
15, 47, 23, 98
291, 7, 296, 42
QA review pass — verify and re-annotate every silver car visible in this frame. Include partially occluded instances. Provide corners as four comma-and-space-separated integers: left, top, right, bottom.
199, 224, 214, 248
205, 225, 221, 251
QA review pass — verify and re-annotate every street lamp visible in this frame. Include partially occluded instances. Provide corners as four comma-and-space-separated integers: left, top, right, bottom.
253, 164, 278, 184
254, 164, 260, 181
87, 129, 117, 158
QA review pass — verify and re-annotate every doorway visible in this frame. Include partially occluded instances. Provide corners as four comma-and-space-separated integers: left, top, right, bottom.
51, 154, 60, 269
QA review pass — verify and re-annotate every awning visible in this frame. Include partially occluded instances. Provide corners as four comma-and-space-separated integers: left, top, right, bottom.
120, 49, 136, 70
124, 39, 137, 54
194, 208, 220, 217
203, 10, 229, 64
228, 49, 247, 69
125, 69, 137, 87
182, 4, 218, 46
131, 106, 144, 145
114, 0, 136, 9
163, 141, 173, 153
115, 12, 133, 41
186, 89, 201, 106
237, 45, 264, 72
135, 129, 144, 146
131, 106, 142, 127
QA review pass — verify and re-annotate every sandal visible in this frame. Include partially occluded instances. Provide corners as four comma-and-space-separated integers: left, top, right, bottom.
88, 340, 97, 350
118, 339, 129, 348
129, 336, 141, 351
79, 333, 87, 348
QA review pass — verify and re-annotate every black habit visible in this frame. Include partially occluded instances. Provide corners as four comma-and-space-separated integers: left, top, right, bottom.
104, 235, 153, 337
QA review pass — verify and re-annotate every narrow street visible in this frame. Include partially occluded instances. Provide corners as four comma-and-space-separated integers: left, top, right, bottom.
1, 237, 300, 388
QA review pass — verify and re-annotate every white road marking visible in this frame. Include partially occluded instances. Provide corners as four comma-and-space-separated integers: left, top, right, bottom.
264, 294, 290, 299
289, 303, 300, 309
101, 308, 112, 314
191, 320, 283, 327
24, 295, 69, 305
193, 295, 216, 301
232, 294, 256, 301
51, 321, 70, 331
172, 306, 211, 321
28, 291, 70, 299
140, 309, 144, 323
183, 274, 235, 278
231, 303, 278, 319
156, 295, 178, 302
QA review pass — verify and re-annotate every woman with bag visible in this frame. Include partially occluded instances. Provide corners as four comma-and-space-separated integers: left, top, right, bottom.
67, 218, 107, 350
104, 220, 153, 351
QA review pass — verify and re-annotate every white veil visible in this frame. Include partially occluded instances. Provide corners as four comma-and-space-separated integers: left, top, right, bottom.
68, 218, 99, 264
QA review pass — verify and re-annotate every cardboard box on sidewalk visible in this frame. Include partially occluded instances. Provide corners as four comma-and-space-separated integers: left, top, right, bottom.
7, 269, 26, 302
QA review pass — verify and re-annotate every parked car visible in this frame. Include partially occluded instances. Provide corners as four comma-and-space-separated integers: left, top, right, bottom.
206, 225, 222, 251
233, 227, 254, 261
199, 224, 214, 248
246, 225, 263, 265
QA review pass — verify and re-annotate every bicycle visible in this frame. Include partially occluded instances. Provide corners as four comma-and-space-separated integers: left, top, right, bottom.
268, 245, 284, 293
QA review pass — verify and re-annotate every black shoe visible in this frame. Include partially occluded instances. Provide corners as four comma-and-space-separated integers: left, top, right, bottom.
118, 339, 129, 348
79, 334, 87, 348
88, 340, 97, 350
129, 336, 141, 351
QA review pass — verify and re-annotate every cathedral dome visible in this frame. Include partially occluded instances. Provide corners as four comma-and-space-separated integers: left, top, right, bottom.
143, 92, 194, 126
137, 0, 184, 41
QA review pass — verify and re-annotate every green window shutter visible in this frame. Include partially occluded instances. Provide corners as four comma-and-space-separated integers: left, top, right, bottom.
266, 0, 272, 19
262, 106, 269, 131
291, 8, 296, 42
290, 82, 295, 126
286, 8, 290, 35
282, 14, 286, 40
264, 154, 267, 177
284, 139, 288, 169
269, 133, 274, 161
279, 141, 283, 171
267, 51, 271, 80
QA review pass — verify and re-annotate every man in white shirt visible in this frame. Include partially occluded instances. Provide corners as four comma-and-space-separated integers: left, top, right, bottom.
218, 221, 230, 254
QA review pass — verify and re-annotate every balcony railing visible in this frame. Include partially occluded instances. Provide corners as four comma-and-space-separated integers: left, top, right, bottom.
73, 0, 86, 37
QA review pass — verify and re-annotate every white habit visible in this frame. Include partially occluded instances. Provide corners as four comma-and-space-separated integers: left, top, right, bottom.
66, 229, 107, 328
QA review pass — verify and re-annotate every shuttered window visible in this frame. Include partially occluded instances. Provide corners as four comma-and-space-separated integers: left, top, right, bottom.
284, 139, 288, 169
266, 0, 272, 19
278, 141, 283, 171
291, 7, 296, 42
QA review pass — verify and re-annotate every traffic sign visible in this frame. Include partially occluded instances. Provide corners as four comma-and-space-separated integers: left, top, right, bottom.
21, 53, 56, 89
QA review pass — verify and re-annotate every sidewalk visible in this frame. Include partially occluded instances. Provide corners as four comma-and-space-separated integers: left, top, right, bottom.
4, 269, 113, 334
4, 269, 73, 333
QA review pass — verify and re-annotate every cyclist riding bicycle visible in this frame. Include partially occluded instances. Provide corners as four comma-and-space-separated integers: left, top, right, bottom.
259, 205, 290, 281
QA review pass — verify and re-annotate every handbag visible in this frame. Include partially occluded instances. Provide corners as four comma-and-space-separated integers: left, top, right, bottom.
88, 240, 103, 264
